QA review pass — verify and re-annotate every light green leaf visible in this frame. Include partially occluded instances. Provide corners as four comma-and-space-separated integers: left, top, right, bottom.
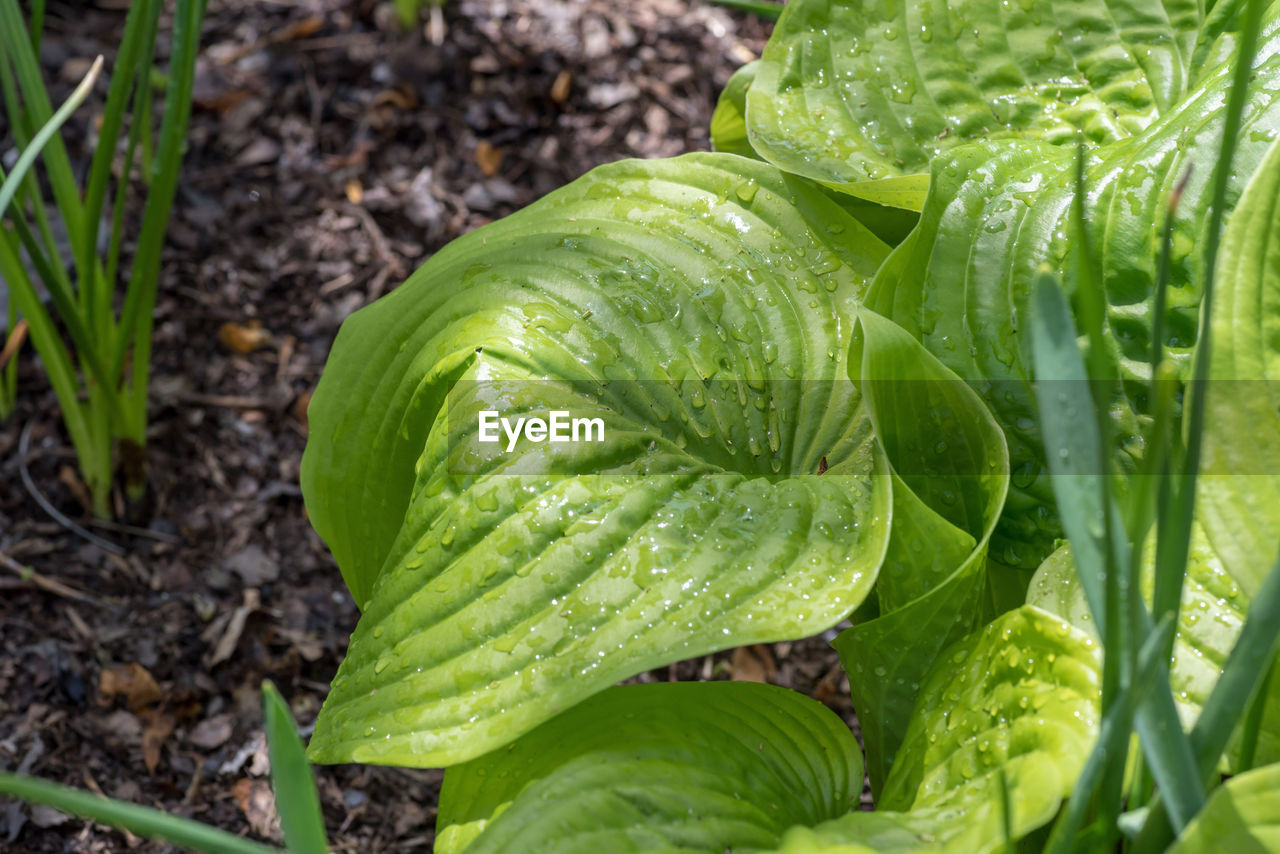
710, 60, 761, 160
1198, 138, 1280, 603
834, 309, 1007, 793
778, 606, 1101, 853
863, 4, 1280, 567
1165, 763, 1280, 854
302, 152, 890, 610
435, 682, 862, 854
437, 608, 1099, 854
745, 0, 1202, 190
877, 606, 1100, 812
1027, 535, 1280, 770
303, 152, 1006, 768
711, 61, 923, 241
834, 176, 930, 214
303, 152, 1011, 768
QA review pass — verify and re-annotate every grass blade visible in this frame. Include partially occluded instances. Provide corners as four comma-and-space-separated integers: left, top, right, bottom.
0, 772, 279, 854
1156, 0, 1267, 637
112, 0, 206, 401
0, 0, 86, 254
0, 56, 101, 215
0, 236, 93, 466
705, 0, 784, 19
997, 768, 1013, 854
27, 0, 44, 53
80, 0, 158, 343
106, 0, 162, 299
1029, 269, 1116, 624
262, 682, 328, 854
1237, 649, 1275, 772
1132, 675, 1204, 832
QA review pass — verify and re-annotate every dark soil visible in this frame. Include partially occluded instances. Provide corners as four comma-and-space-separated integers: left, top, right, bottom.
0, 1, 859, 851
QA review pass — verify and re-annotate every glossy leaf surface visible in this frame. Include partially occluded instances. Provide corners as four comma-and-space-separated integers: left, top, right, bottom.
1165, 763, 1280, 854
436, 682, 862, 854
787, 609, 1100, 852
1027, 535, 1280, 770
436, 607, 1100, 854
302, 153, 1007, 767
863, 4, 1280, 566
745, 0, 1202, 190
833, 310, 1007, 792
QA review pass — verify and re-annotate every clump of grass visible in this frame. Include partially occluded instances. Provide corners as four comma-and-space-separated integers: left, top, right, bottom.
0, 0, 205, 516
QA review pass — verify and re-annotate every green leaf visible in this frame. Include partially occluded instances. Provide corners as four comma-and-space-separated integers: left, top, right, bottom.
437, 609, 1100, 854
877, 606, 1099, 812
782, 606, 1101, 853
1165, 763, 1280, 854
0, 772, 278, 854
261, 682, 328, 854
834, 309, 1008, 793
710, 61, 762, 160
710, 62, 922, 241
302, 153, 898, 766
303, 152, 889, 609
302, 152, 1010, 768
1198, 137, 1280, 604
863, 4, 1280, 567
435, 682, 862, 854
744, 0, 1202, 191
1027, 535, 1280, 771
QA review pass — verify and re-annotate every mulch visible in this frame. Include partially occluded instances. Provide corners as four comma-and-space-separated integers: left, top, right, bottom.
0, 1, 859, 850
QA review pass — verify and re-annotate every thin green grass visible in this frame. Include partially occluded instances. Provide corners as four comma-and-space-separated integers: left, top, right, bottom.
0, 0, 206, 515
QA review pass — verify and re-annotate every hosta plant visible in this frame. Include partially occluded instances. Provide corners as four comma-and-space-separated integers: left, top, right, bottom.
298, 0, 1280, 852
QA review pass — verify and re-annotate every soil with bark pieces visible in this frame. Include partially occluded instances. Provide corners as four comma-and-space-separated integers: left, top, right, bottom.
0, 1, 866, 851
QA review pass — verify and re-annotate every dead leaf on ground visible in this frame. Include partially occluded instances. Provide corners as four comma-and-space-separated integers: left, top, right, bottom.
28, 804, 71, 828
232, 778, 281, 840
98, 663, 162, 713
224, 545, 279, 586
345, 178, 364, 204
811, 663, 844, 705
272, 14, 324, 42
392, 800, 430, 838
550, 69, 572, 103
141, 709, 176, 775
219, 731, 268, 777
218, 321, 272, 354
730, 644, 777, 683
475, 140, 503, 177
371, 87, 417, 111
274, 625, 325, 662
